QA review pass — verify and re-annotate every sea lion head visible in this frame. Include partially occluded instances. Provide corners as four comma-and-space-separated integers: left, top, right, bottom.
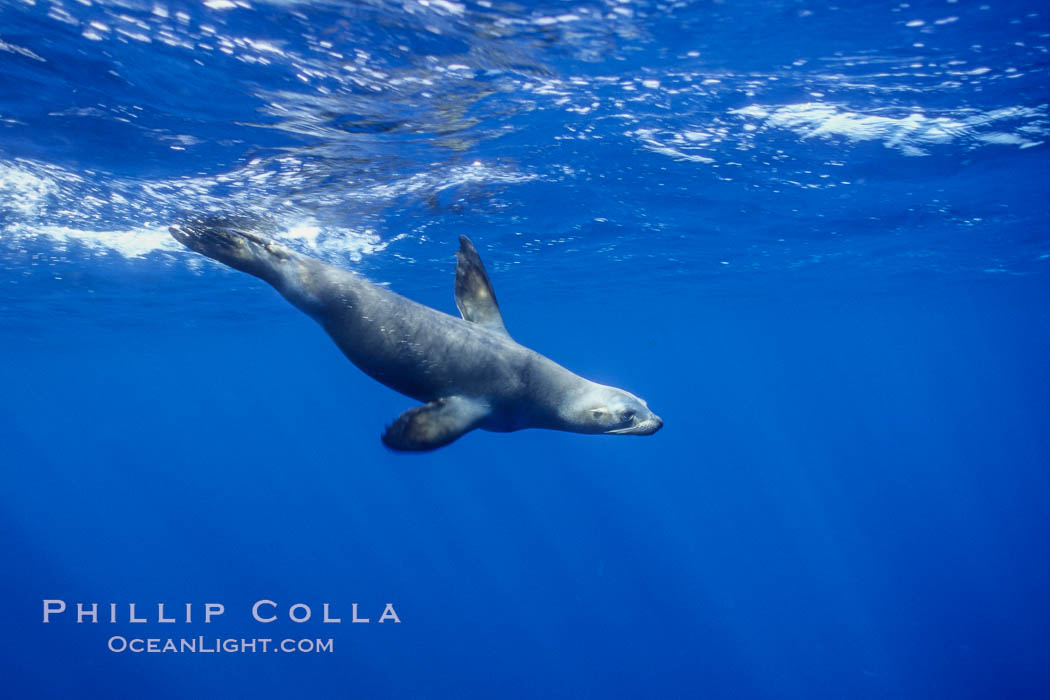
569, 384, 663, 436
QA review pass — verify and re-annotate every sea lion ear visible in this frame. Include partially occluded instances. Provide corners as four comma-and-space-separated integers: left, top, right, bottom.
381, 396, 490, 452
454, 236, 510, 337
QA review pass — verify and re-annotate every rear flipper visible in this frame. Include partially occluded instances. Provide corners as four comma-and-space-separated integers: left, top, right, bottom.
169, 215, 300, 284
170, 215, 344, 318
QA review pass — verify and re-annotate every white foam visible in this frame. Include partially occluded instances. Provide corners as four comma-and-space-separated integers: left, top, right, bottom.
534, 14, 580, 26
0, 158, 525, 266
0, 163, 57, 216
731, 102, 1047, 155
0, 39, 46, 62
5, 223, 180, 259
3, 217, 401, 265
429, 0, 465, 14
351, 161, 535, 201
627, 128, 717, 164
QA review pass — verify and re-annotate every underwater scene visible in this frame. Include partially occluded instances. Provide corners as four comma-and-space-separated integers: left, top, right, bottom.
1, 0, 1048, 697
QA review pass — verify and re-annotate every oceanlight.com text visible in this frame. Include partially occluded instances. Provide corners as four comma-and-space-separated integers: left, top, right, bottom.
107, 636, 334, 654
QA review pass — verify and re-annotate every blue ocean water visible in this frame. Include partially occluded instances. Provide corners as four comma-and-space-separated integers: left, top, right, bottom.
2, 0, 1049, 697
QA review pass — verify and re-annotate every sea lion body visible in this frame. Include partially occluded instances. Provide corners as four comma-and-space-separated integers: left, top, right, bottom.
309, 274, 575, 432
170, 218, 661, 451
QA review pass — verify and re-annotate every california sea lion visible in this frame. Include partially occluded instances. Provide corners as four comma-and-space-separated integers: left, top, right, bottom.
170, 218, 662, 451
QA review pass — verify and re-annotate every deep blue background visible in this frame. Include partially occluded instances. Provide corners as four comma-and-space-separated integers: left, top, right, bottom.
2, 0, 1049, 698
2, 278, 1049, 698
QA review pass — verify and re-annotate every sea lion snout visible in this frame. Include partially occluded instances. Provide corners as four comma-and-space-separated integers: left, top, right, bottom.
622, 411, 662, 435
640, 414, 663, 435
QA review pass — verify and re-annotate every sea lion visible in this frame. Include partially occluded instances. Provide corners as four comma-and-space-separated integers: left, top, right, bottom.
169, 218, 662, 451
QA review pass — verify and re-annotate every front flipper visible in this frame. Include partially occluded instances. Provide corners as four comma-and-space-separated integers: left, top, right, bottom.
381, 396, 490, 452
455, 235, 509, 337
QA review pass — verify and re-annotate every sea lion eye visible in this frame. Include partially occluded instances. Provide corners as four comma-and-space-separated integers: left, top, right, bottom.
621, 410, 635, 422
